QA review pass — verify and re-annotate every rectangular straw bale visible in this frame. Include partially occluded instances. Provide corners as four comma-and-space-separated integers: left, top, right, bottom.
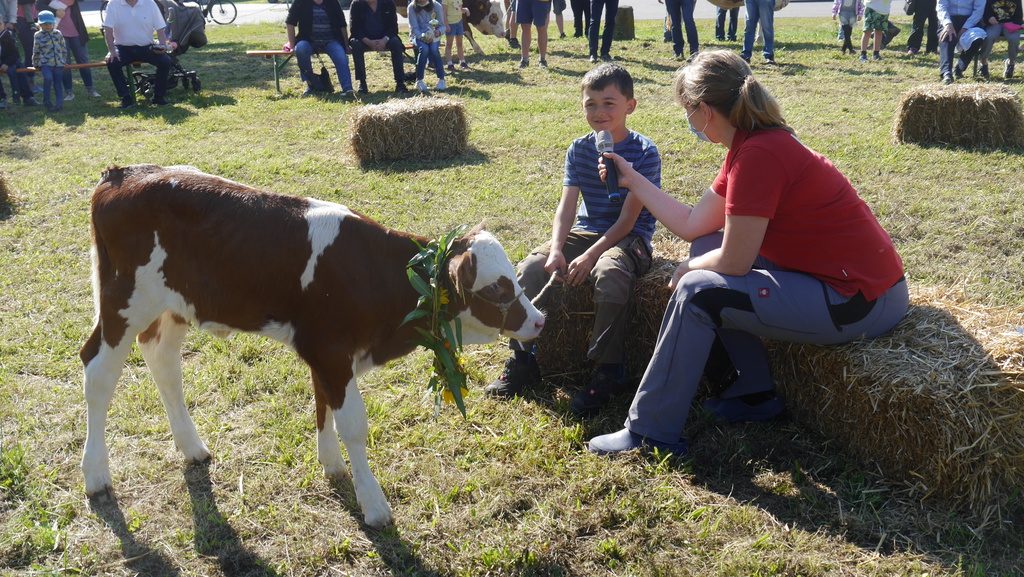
535, 239, 1024, 516
348, 96, 469, 165
892, 84, 1024, 148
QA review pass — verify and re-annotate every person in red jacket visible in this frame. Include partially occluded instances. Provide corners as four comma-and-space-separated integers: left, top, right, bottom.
589, 50, 909, 456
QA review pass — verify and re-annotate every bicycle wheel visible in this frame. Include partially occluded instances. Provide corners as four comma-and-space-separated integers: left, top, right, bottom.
207, 0, 237, 25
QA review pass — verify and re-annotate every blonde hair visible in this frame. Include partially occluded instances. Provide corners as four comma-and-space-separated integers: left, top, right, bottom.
673, 50, 794, 135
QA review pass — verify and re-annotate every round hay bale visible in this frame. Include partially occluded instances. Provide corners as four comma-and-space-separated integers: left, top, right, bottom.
706, 0, 744, 9
348, 96, 469, 165
892, 84, 1024, 148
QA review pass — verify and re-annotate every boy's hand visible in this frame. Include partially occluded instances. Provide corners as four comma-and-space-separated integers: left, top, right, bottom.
566, 253, 597, 287
544, 251, 567, 279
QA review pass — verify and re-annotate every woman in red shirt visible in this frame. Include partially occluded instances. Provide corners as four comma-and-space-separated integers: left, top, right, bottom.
589, 49, 908, 456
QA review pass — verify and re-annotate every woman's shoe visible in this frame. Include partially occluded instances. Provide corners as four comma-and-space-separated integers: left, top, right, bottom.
587, 428, 688, 456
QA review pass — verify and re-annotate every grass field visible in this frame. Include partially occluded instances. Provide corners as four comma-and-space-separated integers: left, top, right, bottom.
1, 14, 1023, 577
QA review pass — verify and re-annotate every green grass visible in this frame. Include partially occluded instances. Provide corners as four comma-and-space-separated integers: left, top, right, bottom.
2, 15, 1024, 576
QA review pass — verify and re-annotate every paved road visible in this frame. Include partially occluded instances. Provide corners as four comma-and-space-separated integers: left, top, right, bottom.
80, 0, 905, 29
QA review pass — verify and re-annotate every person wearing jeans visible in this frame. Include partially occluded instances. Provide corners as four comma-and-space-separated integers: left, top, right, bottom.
665, 0, 699, 59
55, 0, 100, 100
937, 0, 985, 82
907, 0, 939, 54
103, 0, 172, 107
286, 0, 355, 95
741, 0, 776, 64
588, 0, 618, 60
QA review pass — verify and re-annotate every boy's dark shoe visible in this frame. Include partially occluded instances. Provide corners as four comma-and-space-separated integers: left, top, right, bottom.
485, 356, 541, 398
570, 366, 627, 416
119, 96, 135, 109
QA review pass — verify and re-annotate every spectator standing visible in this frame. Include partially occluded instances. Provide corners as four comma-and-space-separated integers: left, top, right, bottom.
741, 0, 777, 64
907, 0, 939, 53
588, 0, 618, 61
716, 6, 739, 41
32, 10, 66, 112
833, 0, 863, 54
349, 0, 409, 94
666, 0, 699, 60
15, 0, 38, 93
516, 0, 551, 68
937, 0, 985, 83
570, 0, 589, 37
553, 0, 566, 37
54, 0, 100, 100
442, 0, 468, 71
859, 0, 891, 61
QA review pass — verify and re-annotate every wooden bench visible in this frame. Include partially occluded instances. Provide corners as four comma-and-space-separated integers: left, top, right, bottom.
16, 61, 146, 95
247, 45, 414, 93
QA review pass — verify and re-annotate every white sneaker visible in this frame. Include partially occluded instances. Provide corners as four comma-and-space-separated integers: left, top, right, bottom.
435, 78, 447, 91
64, 92, 75, 101
86, 89, 102, 98
415, 79, 430, 91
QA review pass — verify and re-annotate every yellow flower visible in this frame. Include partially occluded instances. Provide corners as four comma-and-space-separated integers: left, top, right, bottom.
442, 386, 470, 404
439, 288, 450, 305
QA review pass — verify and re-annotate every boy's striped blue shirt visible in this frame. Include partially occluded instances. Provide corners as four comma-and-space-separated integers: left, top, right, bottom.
564, 130, 661, 247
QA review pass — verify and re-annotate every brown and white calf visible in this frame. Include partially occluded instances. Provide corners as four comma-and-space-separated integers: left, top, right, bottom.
80, 164, 544, 528
398, 0, 505, 55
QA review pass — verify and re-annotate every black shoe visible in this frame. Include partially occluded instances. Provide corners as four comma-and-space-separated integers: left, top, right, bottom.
23, 97, 39, 107
358, 80, 368, 94
740, 54, 750, 63
589, 54, 598, 63
979, 62, 989, 78
507, 37, 520, 50
119, 96, 135, 109
941, 72, 954, 85
764, 57, 777, 65
485, 356, 541, 398
600, 53, 614, 61
152, 96, 170, 106
395, 82, 410, 94
570, 366, 627, 416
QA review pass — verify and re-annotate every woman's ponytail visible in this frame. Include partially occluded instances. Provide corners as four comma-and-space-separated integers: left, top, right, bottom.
674, 50, 794, 135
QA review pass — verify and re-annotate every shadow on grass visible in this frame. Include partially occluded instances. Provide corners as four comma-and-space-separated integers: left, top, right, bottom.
88, 493, 183, 576
183, 461, 279, 576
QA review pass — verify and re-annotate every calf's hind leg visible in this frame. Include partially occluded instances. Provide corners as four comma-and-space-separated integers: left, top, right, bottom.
137, 313, 212, 464
81, 323, 137, 497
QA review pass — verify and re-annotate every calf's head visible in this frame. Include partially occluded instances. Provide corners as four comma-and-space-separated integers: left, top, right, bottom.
468, 0, 506, 37
446, 224, 543, 344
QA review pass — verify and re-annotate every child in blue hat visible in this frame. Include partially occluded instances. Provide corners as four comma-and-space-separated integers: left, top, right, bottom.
32, 10, 68, 112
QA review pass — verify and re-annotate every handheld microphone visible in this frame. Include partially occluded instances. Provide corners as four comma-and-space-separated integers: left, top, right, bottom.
596, 131, 620, 203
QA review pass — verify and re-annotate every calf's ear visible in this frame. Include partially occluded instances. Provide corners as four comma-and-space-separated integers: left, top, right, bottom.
468, 220, 487, 236
447, 251, 477, 302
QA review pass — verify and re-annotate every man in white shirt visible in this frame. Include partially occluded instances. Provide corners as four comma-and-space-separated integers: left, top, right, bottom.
102, 0, 172, 108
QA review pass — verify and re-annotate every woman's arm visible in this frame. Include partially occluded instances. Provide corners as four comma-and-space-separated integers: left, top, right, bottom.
602, 152, 726, 242
670, 214, 768, 288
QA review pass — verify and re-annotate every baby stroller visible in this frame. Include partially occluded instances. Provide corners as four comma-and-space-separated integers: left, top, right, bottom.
133, 0, 207, 98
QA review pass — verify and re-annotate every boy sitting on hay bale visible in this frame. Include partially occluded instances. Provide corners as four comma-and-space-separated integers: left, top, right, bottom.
484, 63, 662, 415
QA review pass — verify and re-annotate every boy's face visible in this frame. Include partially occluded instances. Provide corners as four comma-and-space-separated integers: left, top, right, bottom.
581, 85, 636, 139
40, 22, 55, 32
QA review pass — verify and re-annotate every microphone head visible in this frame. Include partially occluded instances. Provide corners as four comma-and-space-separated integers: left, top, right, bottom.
596, 131, 614, 154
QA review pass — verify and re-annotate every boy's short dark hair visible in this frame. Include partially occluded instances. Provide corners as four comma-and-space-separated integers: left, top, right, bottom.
581, 63, 634, 100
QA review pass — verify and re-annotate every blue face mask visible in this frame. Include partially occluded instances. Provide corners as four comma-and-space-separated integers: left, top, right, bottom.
687, 106, 712, 143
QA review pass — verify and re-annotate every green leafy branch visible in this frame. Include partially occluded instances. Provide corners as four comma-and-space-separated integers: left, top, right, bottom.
402, 224, 471, 418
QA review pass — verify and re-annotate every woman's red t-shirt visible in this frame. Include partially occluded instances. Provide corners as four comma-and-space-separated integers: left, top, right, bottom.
711, 128, 903, 301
